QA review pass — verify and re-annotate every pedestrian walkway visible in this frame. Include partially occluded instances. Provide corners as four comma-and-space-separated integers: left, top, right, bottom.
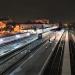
62, 31, 71, 75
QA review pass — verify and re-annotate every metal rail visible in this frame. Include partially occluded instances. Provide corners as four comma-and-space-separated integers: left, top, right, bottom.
69, 32, 75, 75
0, 36, 48, 75
0, 30, 64, 75
0, 34, 37, 58
39, 32, 66, 75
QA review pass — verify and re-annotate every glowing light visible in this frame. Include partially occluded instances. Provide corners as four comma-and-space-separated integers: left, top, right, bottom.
0, 22, 6, 28
28, 30, 36, 34
14, 25, 20, 32
36, 29, 42, 34
0, 39, 3, 42
15, 35, 20, 38
26, 33, 30, 36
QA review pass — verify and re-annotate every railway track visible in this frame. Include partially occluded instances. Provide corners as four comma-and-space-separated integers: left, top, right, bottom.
39, 32, 66, 75
0, 34, 37, 57
0, 35, 49, 75
69, 32, 75, 75
0, 30, 64, 75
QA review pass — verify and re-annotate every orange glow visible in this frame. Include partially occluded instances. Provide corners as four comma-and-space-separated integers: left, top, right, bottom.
0, 21, 6, 28
14, 25, 20, 32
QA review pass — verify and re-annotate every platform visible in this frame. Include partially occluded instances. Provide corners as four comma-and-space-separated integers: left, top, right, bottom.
62, 31, 71, 75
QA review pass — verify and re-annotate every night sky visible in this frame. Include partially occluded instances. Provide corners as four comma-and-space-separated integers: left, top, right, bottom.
0, 0, 75, 22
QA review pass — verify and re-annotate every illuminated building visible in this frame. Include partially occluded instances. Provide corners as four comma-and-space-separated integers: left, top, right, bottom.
14, 25, 20, 32
20, 24, 32, 30
31, 18, 49, 24
0, 22, 6, 29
